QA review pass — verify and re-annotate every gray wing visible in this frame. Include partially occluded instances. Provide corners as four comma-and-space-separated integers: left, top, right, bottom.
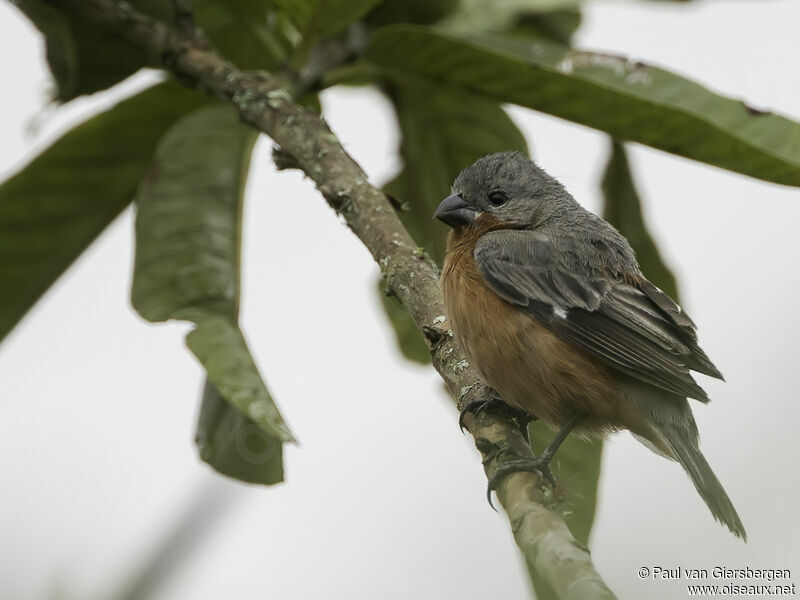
474, 230, 723, 401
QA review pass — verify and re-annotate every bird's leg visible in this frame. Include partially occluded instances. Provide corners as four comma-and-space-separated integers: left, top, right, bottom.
538, 411, 586, 465
487, 412, 587, 502
459, 386, 535, 443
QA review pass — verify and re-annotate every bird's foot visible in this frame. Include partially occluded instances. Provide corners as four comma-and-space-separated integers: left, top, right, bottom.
486, 455, 557, 508
459, 388, 535, 443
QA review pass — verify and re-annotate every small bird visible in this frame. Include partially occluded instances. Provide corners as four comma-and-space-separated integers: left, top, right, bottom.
435, 151, 745, 539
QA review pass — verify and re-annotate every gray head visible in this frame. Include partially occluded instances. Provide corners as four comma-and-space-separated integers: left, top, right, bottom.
434, 151, 638, 274
434, 151, 579, 229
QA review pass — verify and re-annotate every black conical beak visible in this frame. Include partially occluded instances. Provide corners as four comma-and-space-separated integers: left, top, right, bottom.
434, 194, 479, 228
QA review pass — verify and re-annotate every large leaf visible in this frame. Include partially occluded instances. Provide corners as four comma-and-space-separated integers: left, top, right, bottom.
379, 81, 527, 363
366, 26, 800, 187
187, 317, 293, 442
273, 0, 383, 37
602, 140, 678, 299
132, 104, 294, 484
12, 0, 172, 101
196, 381, 283, 485
189, 0, 289, 70
132, 104, 253, 325
12, 0, 282, 101
429, 0, 692, 33
0, 81, 210, 343
385, 82, 528, 264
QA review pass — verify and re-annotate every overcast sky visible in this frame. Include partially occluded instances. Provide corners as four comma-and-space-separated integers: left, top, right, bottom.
1, 1, 798, 599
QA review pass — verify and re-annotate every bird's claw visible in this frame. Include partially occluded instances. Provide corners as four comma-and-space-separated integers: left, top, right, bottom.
458, 392, 534, 443
458, 397, 491, 432
486, 456, 557, 510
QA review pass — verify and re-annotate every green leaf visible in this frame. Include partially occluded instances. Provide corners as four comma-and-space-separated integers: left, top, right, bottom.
273, 0, 383, 37
12, 0, 172, 101
0, 81, 210, 344
187, 317, 294, 443
439, 0, 582, 34
365, 0, 459, 27
602, 140, 679, 300
132, 103, 294, 483
12, 0, 282, 101
132, 104, 254, 324
203, 0, 270, 23
378, 281, 430, 364
189, 0, 288, 70
385, 82, 528, 264
8, 0, 75, 95
378, 81, 527, 364
366, 25, 800, 187
506, 9, 582, 45
196, 380, 284, 485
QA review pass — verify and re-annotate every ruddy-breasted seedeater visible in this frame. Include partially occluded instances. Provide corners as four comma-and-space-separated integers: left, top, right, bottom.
435, 151, 745, 539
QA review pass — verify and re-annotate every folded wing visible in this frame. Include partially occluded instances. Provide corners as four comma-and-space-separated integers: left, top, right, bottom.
474, 230, 723, 401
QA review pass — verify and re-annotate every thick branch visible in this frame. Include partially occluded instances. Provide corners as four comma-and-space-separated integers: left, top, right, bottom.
46, 1, 616, 597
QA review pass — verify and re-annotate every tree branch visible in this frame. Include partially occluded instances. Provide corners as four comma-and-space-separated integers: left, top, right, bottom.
44, 1, 616, 596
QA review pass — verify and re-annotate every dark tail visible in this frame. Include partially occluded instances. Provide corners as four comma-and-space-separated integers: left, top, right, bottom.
658, 424, 747, 540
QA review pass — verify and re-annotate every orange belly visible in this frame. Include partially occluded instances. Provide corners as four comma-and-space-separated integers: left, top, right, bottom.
441, 226, 642, 437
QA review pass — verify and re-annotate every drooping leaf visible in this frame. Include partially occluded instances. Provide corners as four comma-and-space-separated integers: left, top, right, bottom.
132, 103, 294, 483
186, 317, 293, 442
378, 81, 527, 363
0, 81, 210, 344
12, 0, 172, 101
366, 26, 800, 187
602, 140, 678, 299
11, 0, 283, 101
196, 381, 283, 485
273, 0, 383, 37
132, 104, 254, 325
8, 0, 75, 94
385, 82, 528, 264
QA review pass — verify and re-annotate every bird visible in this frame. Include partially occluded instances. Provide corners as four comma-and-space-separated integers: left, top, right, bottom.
434, 151, 746, 539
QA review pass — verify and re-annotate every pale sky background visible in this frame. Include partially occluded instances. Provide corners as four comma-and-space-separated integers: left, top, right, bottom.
1, 1, 799, 599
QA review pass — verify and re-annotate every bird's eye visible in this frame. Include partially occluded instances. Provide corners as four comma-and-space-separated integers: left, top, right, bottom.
488, 191, 508, 207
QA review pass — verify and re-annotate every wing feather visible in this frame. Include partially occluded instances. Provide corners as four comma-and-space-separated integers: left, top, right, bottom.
474, 230, 722, 401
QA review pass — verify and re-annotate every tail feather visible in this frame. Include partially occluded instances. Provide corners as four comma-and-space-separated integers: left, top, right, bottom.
658, 424, 747, 540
